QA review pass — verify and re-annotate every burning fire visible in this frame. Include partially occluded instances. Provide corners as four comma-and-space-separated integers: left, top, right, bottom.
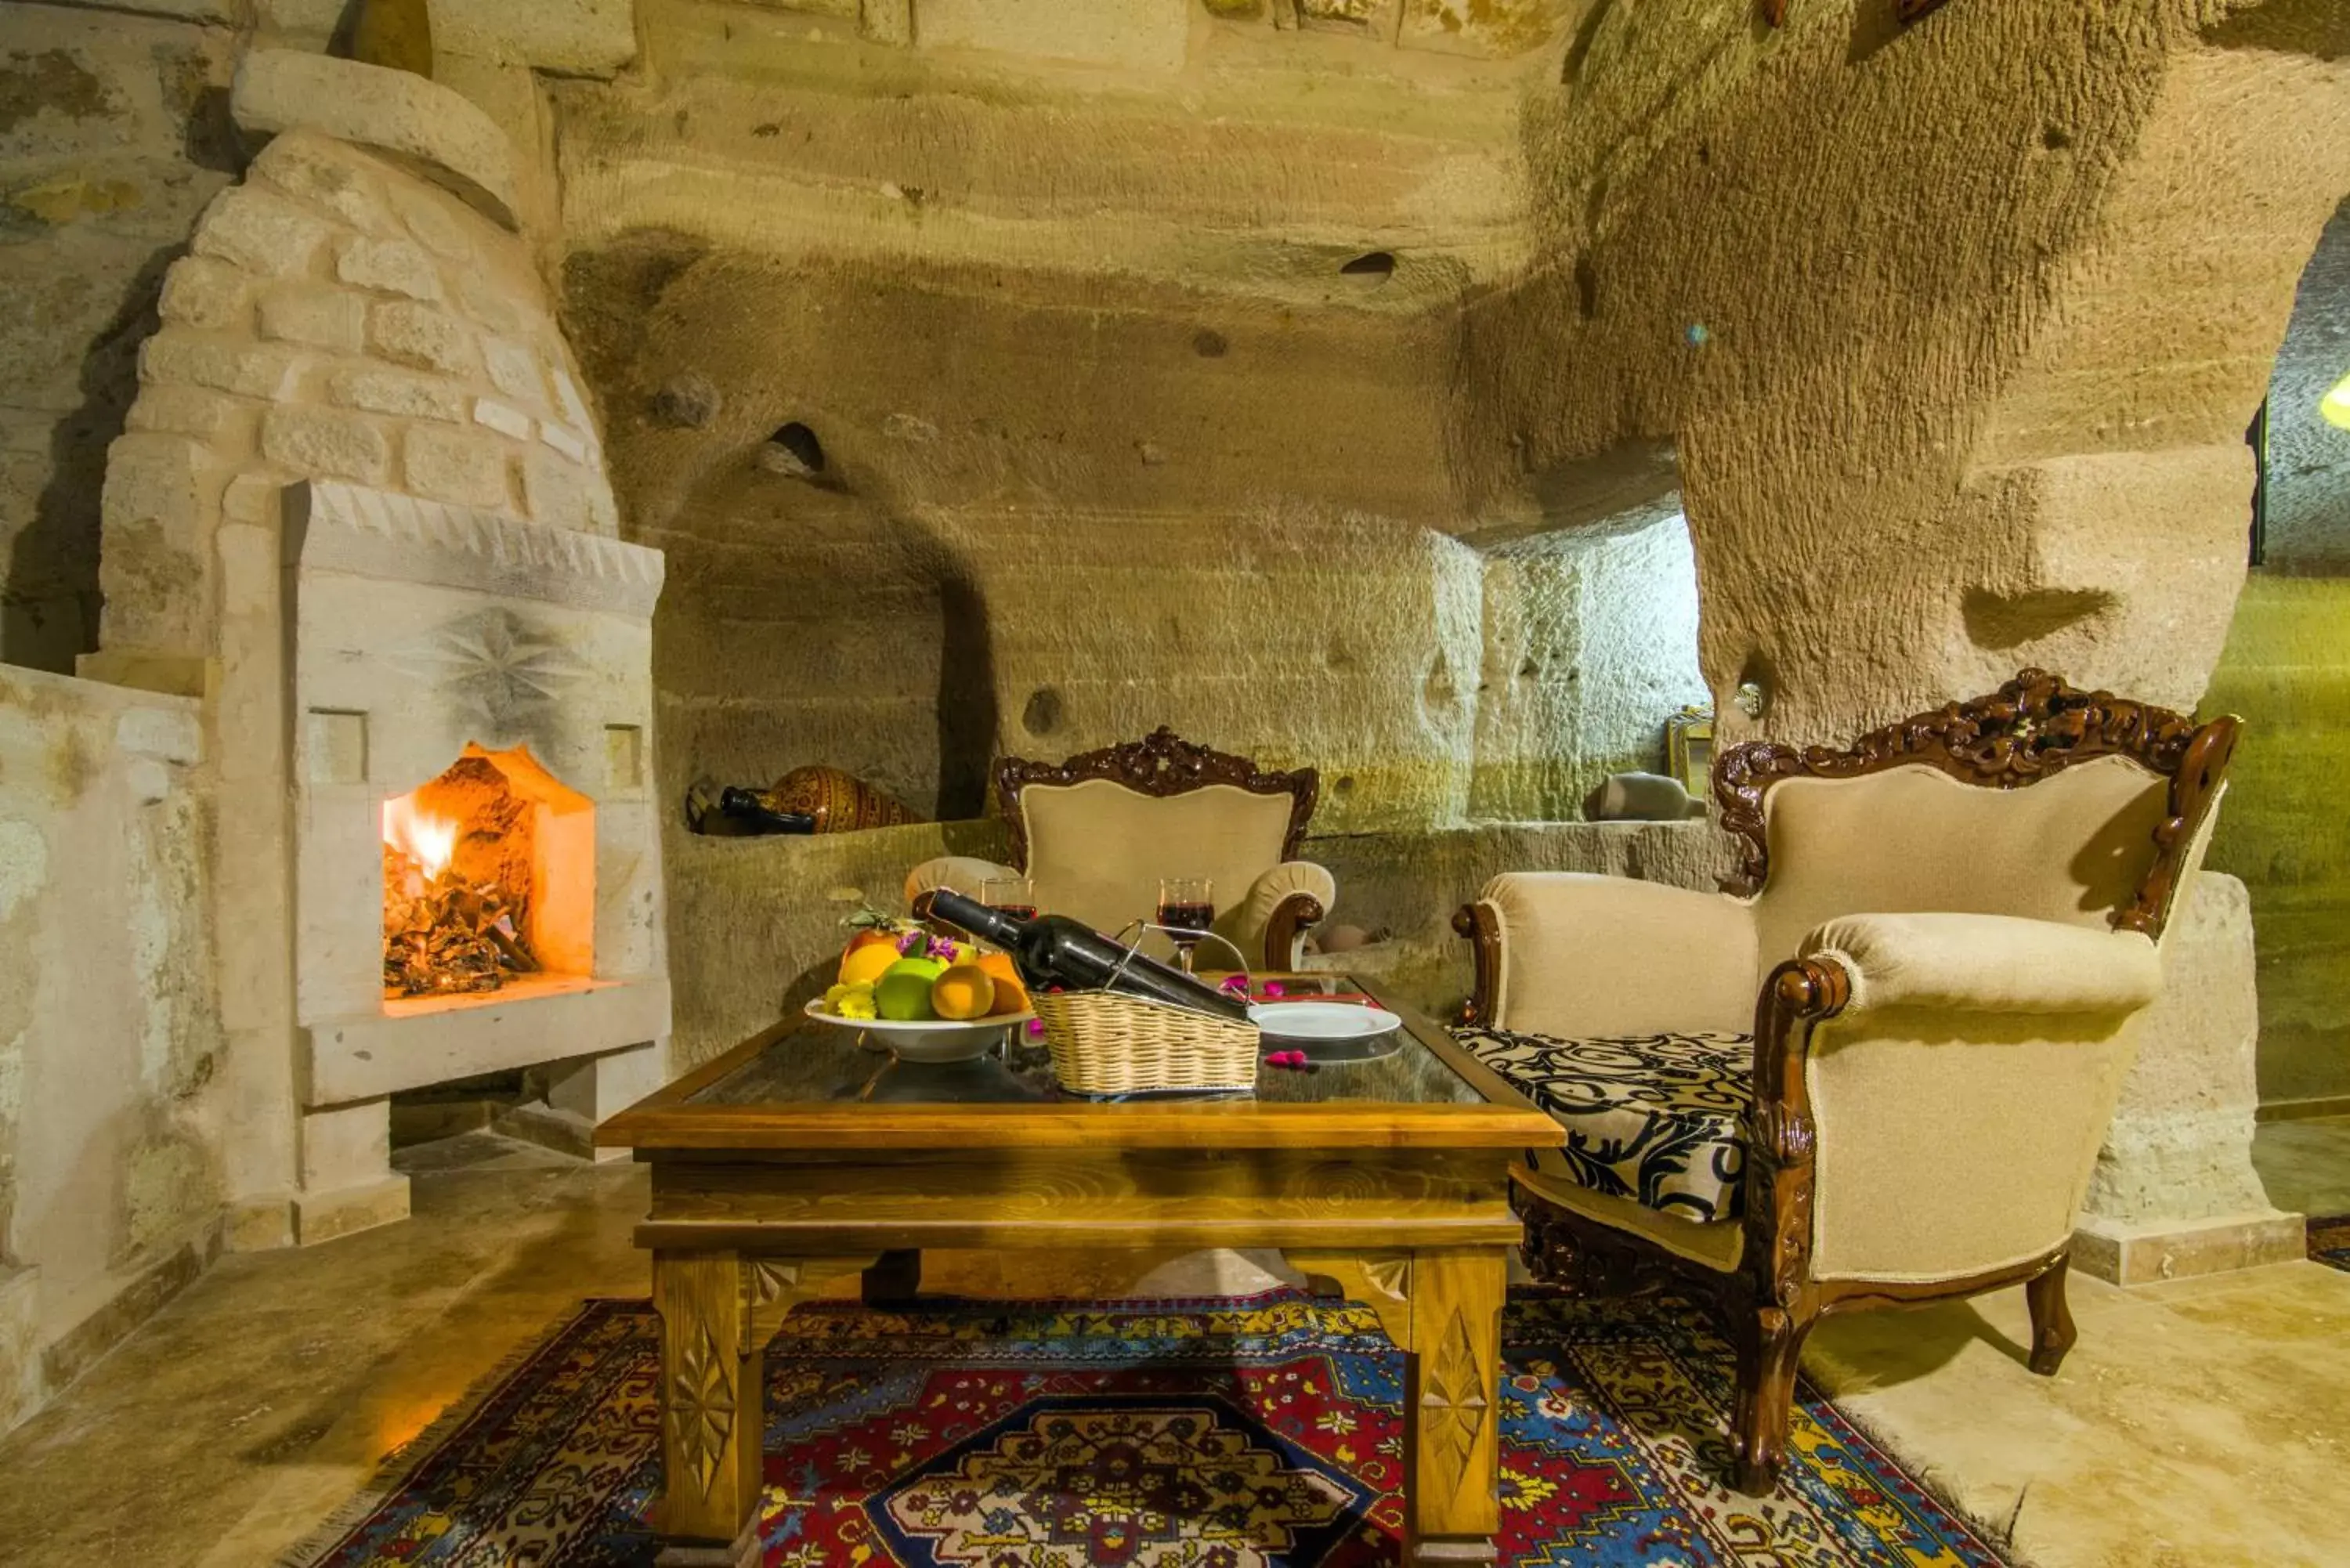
382, 794, 457, 882
381, 761, 540, 999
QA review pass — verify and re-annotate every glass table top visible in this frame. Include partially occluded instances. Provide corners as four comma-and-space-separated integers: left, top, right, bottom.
689, 992, 1489, 1111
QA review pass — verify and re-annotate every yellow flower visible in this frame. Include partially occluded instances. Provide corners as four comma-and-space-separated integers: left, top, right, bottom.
1502, 1467, 1556, 1510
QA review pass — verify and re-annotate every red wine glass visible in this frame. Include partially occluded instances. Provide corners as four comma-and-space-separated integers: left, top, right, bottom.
1156, 876, 1215, 975
978, 876, 1037, 956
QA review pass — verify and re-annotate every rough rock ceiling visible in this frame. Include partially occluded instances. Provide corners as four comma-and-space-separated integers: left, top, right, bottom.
553, 0, 1571, 310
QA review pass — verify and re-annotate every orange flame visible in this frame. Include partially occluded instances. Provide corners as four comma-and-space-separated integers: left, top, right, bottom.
382, 793, 457, 878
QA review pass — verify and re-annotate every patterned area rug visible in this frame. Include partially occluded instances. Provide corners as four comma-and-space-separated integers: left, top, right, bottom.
290, 1289, 2007, 1567
2309, 1214, 2350, 1272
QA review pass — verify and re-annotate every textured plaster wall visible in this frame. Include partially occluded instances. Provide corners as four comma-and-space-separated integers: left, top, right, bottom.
557, 1, 2350, 820
1460, 2, 2350, 748
0, 664, 219, 1432
0, 5, 238, 672
2202, 573, 2350, 1107
557, 2, 1711, 840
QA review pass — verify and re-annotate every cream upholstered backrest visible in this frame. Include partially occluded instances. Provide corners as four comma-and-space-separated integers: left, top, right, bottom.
1020, 779, 1294, 940
1747, 755, 2170, 982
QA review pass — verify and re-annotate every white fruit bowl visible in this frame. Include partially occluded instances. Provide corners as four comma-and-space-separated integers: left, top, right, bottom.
801, 998, 1034, 1063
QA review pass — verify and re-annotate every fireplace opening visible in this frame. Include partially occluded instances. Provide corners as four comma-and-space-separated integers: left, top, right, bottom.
381, 744, 595, 1003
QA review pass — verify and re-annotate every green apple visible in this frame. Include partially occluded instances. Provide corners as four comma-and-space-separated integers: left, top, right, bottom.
876, 956, 946, 1021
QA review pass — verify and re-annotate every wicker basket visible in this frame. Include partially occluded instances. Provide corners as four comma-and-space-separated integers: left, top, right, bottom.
1032, 989, 1261, 1096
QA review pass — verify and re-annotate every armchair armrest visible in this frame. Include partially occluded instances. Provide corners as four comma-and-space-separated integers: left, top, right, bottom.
1801, 913, 2161, 1017
1224, 861, 1336, 970
903, 855, 1020, 912
1455, 872, 1757, 1038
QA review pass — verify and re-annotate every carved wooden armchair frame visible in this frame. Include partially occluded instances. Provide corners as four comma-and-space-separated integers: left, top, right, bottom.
1453, 670, 2239, 1493
909, 728, 1331, 968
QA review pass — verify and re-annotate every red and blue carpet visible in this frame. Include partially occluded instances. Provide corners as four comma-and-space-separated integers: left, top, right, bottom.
291, 1289, 2006, 1567
2309, 1215, 2350, 1272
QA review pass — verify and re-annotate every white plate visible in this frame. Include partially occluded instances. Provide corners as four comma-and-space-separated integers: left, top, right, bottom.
801, 998, 1032, 1063
1247, 1000, 1402, 1042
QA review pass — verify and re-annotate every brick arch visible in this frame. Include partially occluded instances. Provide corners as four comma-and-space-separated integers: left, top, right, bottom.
96, 125, 619, 685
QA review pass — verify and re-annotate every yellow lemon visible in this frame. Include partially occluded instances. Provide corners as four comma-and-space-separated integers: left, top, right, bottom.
839, 941, 901, 988
930, 961, 997, 1021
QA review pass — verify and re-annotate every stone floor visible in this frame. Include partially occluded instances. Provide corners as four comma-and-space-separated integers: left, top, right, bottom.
0, 1125, 2341, 1568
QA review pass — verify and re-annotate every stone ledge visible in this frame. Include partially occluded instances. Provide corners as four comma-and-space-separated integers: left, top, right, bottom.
232, 50, 520, 231
302, 977, 672, 1107
291, 1174, 413, 1246
2073, 1209, 2308, 1287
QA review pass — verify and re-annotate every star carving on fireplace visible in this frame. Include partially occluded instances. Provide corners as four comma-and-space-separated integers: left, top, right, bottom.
393, 607, 588, 740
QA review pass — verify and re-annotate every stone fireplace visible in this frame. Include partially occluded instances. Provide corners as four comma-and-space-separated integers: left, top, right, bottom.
286, 479, 669, 1238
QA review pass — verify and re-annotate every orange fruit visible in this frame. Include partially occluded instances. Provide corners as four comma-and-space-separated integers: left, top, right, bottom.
976, 952, 1029, 1013
839, 941, 901, 988
930, 961, 997, 1021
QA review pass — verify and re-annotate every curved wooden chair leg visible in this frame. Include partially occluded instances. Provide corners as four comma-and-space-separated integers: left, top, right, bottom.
2026, 1254, 2077, 1377
1730, 1301, 1817, 1494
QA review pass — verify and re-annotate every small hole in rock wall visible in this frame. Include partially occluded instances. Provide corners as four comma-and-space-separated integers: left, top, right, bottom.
2043, 124, 2073, 151
1192, 329, 1229, 358
1340, 251, 1396, 280
760, 421, 826, 477
1733, 654, 1773, 720
1021, 686, 1065, 736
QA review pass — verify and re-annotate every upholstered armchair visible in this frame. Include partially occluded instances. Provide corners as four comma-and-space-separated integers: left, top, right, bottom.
906, 728, 1335, 970
1450, 671, 2238, 1494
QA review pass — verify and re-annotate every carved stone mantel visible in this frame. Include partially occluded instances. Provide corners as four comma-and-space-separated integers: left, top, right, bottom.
286, 479, 663, 618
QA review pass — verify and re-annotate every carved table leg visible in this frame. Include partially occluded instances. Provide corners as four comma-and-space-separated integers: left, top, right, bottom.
652, 1252, 878, 1566
1401, 1246, 1507, 1565
651, 1252, 762, 1568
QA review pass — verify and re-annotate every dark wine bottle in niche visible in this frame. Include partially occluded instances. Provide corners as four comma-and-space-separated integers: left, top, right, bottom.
914, 889, 1250, 1023
715, 786, 815, 835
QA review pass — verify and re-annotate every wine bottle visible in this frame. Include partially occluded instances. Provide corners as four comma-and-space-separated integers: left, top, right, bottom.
716, 786, 815, 835
914, 889, 1250, 1022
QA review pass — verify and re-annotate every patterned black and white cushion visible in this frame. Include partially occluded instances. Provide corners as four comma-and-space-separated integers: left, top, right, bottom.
1453, 1026, 1755, 1223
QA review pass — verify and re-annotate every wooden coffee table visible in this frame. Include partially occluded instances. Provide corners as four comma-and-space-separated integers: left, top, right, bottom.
596, 977, 1560, 1566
